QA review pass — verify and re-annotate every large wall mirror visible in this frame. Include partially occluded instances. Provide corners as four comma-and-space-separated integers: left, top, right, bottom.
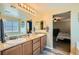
4, 18, 19, 33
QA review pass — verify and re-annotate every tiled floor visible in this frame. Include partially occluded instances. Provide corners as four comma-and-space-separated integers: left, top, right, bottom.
41, 48, 68, 55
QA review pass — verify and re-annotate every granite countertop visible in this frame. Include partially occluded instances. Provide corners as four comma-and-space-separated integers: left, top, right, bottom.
0, 33, 46, 52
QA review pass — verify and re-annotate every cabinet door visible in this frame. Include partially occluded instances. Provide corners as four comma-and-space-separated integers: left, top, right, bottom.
41, 35, 47, 52
23, 41, 32, 55
3, 45, 22, 55
0, 52, 1, 55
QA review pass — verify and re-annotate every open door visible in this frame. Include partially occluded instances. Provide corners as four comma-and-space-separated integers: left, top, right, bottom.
53, 11, 71, 54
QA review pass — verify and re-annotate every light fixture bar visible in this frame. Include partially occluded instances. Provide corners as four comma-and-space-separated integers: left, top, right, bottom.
17, 3, 37, 15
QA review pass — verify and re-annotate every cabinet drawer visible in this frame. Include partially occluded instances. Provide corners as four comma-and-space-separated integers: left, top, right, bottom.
33, 48, 40, 55
33, 41, 40, 51
33, 38, 40, 44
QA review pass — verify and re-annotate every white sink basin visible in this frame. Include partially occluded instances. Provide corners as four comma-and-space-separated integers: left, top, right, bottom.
5, 38, 26, 45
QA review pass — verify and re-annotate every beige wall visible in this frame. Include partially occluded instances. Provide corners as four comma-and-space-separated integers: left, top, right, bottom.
32, 4, 79, 54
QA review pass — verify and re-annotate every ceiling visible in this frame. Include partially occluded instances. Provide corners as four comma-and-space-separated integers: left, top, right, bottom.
53, 11, 71, 20
28, 3, 79, 14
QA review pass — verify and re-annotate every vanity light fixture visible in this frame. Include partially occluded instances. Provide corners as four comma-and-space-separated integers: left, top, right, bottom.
18, 3, 37, 15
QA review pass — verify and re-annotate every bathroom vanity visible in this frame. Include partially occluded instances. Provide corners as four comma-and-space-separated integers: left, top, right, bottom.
0, 33, 47, 55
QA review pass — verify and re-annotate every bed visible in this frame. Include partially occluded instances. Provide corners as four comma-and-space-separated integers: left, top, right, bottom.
56, 32, 70, 41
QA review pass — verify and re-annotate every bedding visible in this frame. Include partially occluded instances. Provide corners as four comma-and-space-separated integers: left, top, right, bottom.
56, 32, 70, 41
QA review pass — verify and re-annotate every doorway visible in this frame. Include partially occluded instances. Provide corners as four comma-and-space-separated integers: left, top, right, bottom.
53, 11, 71, 54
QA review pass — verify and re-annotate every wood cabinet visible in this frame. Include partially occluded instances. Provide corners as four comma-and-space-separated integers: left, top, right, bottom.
33, 38, 40, 44
2, 45, 22, 55
33, 38, 40, 51
40, 35, 47, 52
33, 38, 40, 55
1, 35, 47, 55
22, 41, 32, 55
0, 52, 1, 55
33, 41, 40, 51
33, 48, 40, 55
